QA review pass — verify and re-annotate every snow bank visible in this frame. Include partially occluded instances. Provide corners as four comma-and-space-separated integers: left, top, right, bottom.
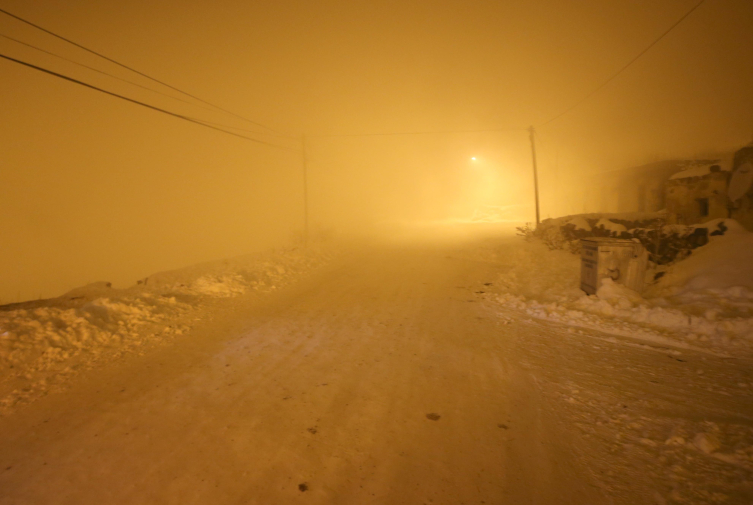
650, 223, 753, 295
144, 247, 328, 296
0, 246, 333, 412
539, 210, 665, 231
594, 218, 627, 234
190, 275, 247, 297
568, 216, 591, 231
494, 230, 753, 355
669, 162, 729, 180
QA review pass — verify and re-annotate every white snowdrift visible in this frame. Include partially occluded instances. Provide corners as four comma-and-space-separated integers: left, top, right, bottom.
0, 246, 332, 412
650, 223, 753, 296
495, 227, 753, 355
594, 217, 627, 234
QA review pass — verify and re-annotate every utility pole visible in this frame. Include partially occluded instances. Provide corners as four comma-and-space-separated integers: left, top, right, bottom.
528, 125, 541, 226
301, 134, 310, 246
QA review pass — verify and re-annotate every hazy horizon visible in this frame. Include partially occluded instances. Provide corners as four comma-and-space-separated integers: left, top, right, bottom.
1, 0, 751, 302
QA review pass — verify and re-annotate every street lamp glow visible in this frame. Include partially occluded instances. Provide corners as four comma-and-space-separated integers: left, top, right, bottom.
471, 157, 477, 161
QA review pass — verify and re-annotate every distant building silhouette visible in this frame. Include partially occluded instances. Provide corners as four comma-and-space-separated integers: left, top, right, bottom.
728, 143, 753, 230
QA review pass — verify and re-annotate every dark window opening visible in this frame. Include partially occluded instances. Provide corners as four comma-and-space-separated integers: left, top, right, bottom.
697, 198, 709, 217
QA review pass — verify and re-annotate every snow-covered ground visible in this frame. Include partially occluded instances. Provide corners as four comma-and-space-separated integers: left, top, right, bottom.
0, 246, 333, 413
0, 227, 751, 504
490, 222, 753, 357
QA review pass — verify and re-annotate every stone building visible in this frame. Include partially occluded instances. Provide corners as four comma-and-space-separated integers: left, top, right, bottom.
665, 163, 730, 225
729, 143, 753, 230
596, 160, 688, 214
589, 149, 752, 230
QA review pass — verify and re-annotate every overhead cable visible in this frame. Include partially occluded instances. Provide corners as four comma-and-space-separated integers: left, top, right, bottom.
311, 127, 526, 138
0, 52, 300, 152
0, 7, 292, 137
1, 32, 288, 137
537, 0, 707, 128
0, 33, 198, 108
196, 118, 295, 138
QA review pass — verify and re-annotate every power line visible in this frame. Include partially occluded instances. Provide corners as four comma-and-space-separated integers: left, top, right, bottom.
0, 33, 195, 107
0, 32, 288, 138
197, 118, 295, 138
0, 52, 300, 152
0, 6, 292, 137
0, 29, 523, 141
537, 0, 707, 128
311, 127, 526, 138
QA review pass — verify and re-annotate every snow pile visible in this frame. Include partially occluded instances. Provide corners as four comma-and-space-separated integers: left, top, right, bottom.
0, 294, 187, 373
190, 274, 247, 297
669, 162, 729, 180
594, 217, 627, 234
568, 216, 591, 231
649, 221, 753, 295
145, 247, 329, 296
0, 246, 333, 412
539, 210, 665, 232
0, 293, 190, 409
494, 226, 753, 355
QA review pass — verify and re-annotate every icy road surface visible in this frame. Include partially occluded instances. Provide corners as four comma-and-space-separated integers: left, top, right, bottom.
1, 238, 752, 504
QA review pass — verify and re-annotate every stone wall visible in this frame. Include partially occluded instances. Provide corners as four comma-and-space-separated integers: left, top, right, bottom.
534, 214, 733, 265
730, 145, 753, 231
666, 170, 729, 225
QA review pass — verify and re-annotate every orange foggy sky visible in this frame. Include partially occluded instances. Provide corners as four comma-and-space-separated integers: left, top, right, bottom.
1, 0, 752, 301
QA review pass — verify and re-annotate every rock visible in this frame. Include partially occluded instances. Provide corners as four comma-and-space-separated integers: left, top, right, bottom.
665, 436, 685, 446
693, 432, 721, 454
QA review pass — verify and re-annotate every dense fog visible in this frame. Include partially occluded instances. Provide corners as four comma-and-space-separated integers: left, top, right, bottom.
1, 0, 751, 302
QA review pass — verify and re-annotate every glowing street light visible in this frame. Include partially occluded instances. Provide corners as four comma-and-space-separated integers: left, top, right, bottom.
471, 157, 477, 161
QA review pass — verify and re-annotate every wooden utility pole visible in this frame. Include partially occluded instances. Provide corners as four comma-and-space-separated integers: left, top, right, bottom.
301, 134, 310, 246
528, 125, 541, 225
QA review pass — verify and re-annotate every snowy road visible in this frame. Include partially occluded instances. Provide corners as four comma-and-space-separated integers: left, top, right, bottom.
1, 237, 751, 504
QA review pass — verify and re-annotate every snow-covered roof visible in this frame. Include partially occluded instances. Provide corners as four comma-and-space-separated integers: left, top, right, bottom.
669, 163, 730, 180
